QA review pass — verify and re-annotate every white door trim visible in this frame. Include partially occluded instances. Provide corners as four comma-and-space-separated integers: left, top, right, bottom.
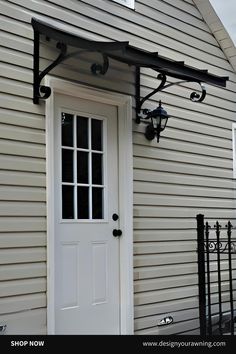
45, 77, 133, 334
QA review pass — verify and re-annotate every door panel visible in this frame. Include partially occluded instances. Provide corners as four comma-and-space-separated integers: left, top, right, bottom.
54, 94, 120, 334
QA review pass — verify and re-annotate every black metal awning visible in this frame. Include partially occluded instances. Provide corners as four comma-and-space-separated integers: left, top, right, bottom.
32, 17, 229, 109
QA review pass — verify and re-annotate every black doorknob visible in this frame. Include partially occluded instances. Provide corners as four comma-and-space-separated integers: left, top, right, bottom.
113, 229, 122, 237
112, 213, 119, 221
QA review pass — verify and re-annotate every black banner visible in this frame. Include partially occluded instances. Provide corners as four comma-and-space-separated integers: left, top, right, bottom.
1, 335, 236, 352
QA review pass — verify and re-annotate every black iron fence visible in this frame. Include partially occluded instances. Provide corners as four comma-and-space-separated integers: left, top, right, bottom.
196, 214, 236, 335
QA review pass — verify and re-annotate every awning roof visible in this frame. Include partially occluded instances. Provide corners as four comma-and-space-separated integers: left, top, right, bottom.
31, 18, 228, 104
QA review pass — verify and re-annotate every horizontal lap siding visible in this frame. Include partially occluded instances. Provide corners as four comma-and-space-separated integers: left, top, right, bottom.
0, 0, 235, 335
0, 0, 47, 334
133, 1, 236, 335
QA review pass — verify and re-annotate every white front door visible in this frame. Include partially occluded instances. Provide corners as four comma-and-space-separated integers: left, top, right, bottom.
53, 93, 120, 334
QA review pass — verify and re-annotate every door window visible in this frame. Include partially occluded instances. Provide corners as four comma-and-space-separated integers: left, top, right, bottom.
61, 112, 106, 220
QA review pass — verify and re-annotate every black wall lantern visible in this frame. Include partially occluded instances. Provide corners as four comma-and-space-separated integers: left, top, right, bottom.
143, 100, 170, 142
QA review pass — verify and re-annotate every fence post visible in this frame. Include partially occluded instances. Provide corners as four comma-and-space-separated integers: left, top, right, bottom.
196, 214, 206, 336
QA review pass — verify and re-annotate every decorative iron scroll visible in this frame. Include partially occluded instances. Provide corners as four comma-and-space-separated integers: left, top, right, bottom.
35, 41, 67, 103
158, 74, 206, 103
190, 83, 206, 102
91, 54, 109, 75
135, 69, 207, 123
32, 18, 229, 105
203, 221, 236, 253
204, 240, 236, 253
33, 31, 110, 104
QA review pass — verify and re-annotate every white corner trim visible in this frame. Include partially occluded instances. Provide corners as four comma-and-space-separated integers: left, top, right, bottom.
45, 83, 55, 335
117, 97, 134, 335
45, 76, 133, 335
112, 0, 135, 10
194, 0, 236, 71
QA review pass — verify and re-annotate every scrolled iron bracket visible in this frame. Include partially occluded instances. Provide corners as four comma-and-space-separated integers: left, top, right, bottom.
135, 67, 207, 123
33, 28, 110, 104
136, 72, 167, 123
190, 82, 206, 102
33, 29, 68, 104
91, 54, 109, 75
162, 79, 206, 103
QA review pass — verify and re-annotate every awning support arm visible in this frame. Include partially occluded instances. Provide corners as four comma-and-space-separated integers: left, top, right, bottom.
32, 18, 228, 106
135, 67, 206, 123
33, 28, 110, 104
33, 29, 68, 104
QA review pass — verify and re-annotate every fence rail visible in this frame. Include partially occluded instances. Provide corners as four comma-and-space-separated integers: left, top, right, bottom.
197, 214, 236, 335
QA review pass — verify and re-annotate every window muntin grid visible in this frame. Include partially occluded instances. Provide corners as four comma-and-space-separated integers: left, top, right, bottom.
61, 111, 106, 221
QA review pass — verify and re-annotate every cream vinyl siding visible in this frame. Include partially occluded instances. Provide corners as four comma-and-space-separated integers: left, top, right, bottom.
0, 0, 235, 334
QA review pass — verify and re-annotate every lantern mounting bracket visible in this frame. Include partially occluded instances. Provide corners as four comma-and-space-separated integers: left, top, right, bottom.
135, 67, 206, 123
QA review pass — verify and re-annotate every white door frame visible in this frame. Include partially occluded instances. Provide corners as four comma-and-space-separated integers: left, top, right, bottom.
45, 77, 134, 334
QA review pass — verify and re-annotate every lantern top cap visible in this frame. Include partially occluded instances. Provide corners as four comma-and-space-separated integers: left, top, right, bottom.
151, 100, 170, 119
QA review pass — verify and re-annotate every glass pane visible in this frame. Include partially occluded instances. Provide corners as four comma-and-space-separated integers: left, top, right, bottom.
77, 116, 88, 149
77, 187, 89, 219
92, 153, 103, 185
77, 151, 89, 183
62, 185, 74, 219
61, 113, 73, 147
62, 149, 74, 182
92, 188, 103, 219
92, 119, 102, 151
